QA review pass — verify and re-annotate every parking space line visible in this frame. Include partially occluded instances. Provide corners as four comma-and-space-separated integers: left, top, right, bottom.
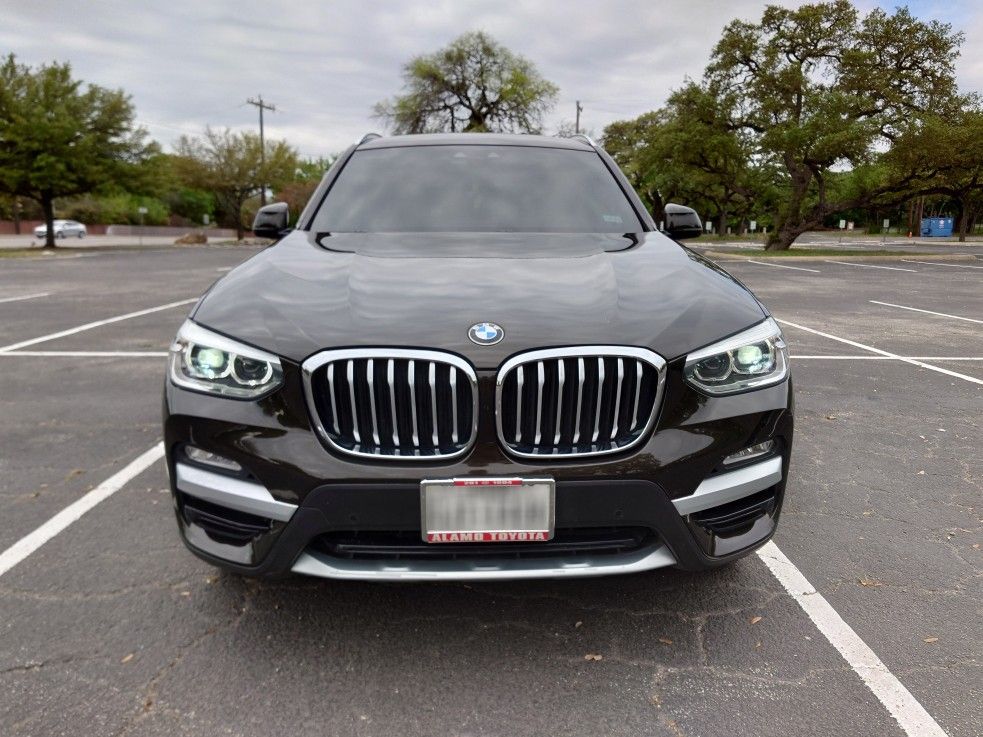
0, 350, 168, 357
745, 260, 821, 273
0, 443, 164, 578
777, 318, 983, 386
0, 298, 196, 353
869, 301, 983, 325
824, 261, 918, 272
757, 542, 947, 737
0, 292, 51, 304
792, 355, 983, 360
901, 259, 983, 270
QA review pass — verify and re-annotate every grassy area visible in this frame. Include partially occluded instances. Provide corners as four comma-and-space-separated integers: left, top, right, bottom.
709, 248, 936, 258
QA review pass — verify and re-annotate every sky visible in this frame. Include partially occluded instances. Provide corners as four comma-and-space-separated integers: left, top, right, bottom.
1, 0, 981, 159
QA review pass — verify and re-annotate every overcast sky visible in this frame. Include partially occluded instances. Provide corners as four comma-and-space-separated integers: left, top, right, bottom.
2, 0, 980, 158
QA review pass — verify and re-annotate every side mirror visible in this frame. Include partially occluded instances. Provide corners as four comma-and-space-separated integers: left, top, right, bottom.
252, 202, 290, 240
663, 204, 703, 241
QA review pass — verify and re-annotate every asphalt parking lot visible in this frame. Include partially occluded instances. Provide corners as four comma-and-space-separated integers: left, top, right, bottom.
0, 245, 979, 737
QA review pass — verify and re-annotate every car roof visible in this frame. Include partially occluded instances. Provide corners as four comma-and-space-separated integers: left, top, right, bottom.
357, 132, 595, 152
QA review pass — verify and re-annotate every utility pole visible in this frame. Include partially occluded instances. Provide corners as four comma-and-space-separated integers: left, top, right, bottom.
246, 95, 276, 205
575, 100, 583, 135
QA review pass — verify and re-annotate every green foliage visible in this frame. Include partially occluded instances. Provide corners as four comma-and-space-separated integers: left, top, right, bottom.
175, 127, 298, 238
374, 31, 559, 134
705, 1, 966, 248
61, 192, 168, 225
0, 53, 152, 245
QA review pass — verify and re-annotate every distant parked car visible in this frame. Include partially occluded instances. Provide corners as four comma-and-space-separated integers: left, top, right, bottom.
34, 220, 87, 239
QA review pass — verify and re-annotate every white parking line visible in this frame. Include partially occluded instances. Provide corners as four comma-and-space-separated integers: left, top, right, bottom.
792, 355, 983, 360
777, 318, 983, 386
0, 350, 168, 357
0, 298, 196, 353
0, 443, 164, 578
758, 542, 947, 737
0, 292, 51, 304
824, 260, 917, 272
745, 260, 821, 273
901, 259, 983, 270
869, 300, 983, 325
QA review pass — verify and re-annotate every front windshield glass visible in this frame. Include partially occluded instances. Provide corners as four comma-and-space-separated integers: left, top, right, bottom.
311, 145, 642, 233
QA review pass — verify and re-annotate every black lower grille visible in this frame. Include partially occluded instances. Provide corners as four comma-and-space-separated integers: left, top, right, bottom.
313, 527, 654, 561
180, 494, 272, 546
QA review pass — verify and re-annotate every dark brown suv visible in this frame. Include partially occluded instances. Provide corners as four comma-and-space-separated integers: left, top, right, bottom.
163, 133, 793, 581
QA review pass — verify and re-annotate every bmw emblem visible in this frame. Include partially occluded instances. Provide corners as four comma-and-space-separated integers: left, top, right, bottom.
468, 322, 504, 346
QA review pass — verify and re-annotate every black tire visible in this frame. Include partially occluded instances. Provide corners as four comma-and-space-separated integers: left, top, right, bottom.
77, 230, 85, 239
56, 231, 65, 239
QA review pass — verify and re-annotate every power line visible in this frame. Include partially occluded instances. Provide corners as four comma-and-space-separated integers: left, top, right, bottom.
246, 95, 276, 205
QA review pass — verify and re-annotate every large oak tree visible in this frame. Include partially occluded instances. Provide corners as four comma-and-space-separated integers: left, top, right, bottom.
374, 31, 558, 134
707, 2, 965, 249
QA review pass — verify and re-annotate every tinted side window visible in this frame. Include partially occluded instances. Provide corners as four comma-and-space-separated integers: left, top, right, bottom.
311, 145, 642, 233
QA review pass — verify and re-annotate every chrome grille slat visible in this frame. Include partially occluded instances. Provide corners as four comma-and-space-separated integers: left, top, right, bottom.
408, 360, 419, 448
610, 358, 624, 441
303, 349, 478, 461
428, 361, 439, 448
554, 359, 565, 445
387, 359, 399, 447
515, 365, 524, 443
573, 358, 584, 445
327, 363, 339, 434
496, 346, 667, 459
592, 357, 604, 443
449, 367, 458, 444
366, 359, 380, 446
347, 360, 360, 444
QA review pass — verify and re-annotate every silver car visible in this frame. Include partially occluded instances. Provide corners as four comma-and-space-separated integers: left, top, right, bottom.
34, 220, 87, 239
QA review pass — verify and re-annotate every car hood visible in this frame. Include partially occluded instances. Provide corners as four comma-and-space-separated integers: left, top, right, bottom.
192, 231, 766, 368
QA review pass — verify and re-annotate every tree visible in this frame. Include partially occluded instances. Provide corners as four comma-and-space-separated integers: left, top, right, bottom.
374, 31, 558, 134
0, 54, 151, 247
884, 111, 983, 241
175, 127, 298, 239
603, 85, 777, 233
707, 2, 965, 249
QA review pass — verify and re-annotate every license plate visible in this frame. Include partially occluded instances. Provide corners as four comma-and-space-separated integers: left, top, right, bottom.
421, 478, 555, 543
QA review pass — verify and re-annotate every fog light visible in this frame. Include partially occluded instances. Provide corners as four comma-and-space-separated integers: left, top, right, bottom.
723, 440, 775, 466
184, 445, 242, 473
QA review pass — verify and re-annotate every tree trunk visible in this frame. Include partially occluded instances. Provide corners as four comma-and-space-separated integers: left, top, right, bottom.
717, 209, 727, 239
766, 165, 812, 250
957, 199, 969, 243
12, 197, 21, 235
41, 192, 56, 249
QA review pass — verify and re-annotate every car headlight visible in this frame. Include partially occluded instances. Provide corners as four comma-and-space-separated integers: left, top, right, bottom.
683, 318, 789, 395
168, 320, 283, 399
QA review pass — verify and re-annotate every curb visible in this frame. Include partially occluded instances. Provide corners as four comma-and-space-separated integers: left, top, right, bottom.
704, 251, 980, 263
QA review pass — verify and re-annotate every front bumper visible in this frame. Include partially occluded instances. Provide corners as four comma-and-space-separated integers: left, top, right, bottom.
170, 455, 785, 580
164, 359, 793, 581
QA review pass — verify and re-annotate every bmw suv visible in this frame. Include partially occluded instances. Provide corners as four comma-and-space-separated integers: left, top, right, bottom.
163, 133, 793, 581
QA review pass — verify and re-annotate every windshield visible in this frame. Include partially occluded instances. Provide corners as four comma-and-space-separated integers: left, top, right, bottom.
310, 145, 643, 233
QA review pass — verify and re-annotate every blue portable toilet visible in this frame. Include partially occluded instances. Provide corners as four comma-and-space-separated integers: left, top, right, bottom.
920, 217, 954, 237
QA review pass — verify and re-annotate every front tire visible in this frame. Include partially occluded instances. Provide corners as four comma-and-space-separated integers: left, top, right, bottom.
77, 231, 86, 239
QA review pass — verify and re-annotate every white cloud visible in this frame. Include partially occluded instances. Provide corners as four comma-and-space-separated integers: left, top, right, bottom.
1, 0, 979, 157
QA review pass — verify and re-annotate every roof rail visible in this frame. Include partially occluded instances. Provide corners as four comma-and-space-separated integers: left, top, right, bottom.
358, 132, 382, 145
571, 133, 597, 148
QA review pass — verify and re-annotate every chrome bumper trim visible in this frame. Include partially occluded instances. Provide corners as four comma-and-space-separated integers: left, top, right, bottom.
174, 462, 298, 522
291, 542, 677, 581
672, 456, 783, 516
